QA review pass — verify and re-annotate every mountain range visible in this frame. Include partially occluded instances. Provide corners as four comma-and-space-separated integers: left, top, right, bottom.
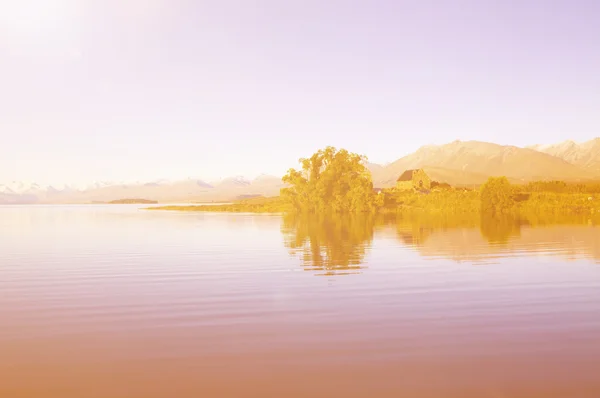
369, 138, 600, 187
0, 175, 285, 205
2, 138, 599, 204
527, 139, 600, 173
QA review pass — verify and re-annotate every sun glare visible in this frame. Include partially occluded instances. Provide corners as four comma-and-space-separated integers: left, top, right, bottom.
0, 0, 77, 36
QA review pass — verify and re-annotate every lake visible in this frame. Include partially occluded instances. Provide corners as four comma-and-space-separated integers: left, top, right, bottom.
1, 205, 599, 397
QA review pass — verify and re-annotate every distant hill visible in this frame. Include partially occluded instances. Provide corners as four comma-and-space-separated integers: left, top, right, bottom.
212, 176, 251, 188
528, 138, 600, 173
234, 194, 264, 201
108, 198, 158, 204
0, 192, 38, 204
369, 140, 596, 187
3, 139, 600, 204
422, 166, 522, 187
0, 175, 286, 204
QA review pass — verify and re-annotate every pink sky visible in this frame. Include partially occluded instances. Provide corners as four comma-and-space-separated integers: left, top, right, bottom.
1, 0, 599, 186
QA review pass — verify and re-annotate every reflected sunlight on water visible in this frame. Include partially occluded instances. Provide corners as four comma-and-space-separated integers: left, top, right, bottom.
1, 205, 599, 397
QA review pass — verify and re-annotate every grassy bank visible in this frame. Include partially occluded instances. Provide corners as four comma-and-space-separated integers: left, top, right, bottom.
382, 189, 598, 216
516, 192, 598, 215
147, 184, 600, 218
148, 196, 288, 213
109, 198, 158, 204
147, 146, 600, 218
381, 189, 480, 215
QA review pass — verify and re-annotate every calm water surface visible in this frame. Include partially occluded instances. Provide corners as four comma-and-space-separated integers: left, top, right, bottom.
1, 205, 599, 397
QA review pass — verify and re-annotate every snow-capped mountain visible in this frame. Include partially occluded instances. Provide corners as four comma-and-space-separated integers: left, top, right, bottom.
4, 137, 600, 204
0, 175, 285, 204
528, 138, 600, 172
212, 175, 252, 187
0, 181, 44, 194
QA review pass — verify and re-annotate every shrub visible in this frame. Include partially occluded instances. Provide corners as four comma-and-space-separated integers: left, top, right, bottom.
480, 177, 514, 215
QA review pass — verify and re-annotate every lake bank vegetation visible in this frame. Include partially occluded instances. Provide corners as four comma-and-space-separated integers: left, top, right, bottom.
149, 147, 600, 219
109, 198, 158, 204
148, 196, 287, 213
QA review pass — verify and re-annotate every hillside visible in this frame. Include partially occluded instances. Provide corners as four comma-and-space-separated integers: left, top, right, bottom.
0, 176, 286, 205
4, 139, 600, 204
108, 199, 159, 204
421, 166, 522, 187
368, 164, 497, 187
369, 140, 595, 187
528, 138, 600, 173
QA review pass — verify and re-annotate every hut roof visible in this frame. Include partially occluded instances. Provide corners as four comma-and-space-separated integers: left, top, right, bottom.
397, 169, 418, 182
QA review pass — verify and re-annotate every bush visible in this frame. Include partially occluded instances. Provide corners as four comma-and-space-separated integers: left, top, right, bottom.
431, 181, 452, 190
480, 177, 514, 215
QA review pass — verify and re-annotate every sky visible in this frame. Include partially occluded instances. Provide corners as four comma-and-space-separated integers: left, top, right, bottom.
1, 0, 599, 186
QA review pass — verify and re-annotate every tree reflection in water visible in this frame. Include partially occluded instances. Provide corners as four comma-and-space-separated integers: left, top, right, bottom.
479, 214, 522, 244
281, 213, 377, 276
392, 214, 479, 248
281, 212, 600, 272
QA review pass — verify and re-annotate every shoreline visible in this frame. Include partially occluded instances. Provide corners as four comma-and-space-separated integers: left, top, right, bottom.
145, 190, 600, 220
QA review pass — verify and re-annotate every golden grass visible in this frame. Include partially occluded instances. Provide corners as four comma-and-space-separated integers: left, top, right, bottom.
147, 181, 600, 219
380, 189, 481, 215
148, 196, 288, 213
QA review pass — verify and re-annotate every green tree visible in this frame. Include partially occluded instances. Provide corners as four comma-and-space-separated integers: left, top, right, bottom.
480, 176, 514, 215
281, 146, 377, 213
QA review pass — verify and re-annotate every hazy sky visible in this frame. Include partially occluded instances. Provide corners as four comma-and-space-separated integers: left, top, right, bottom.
1, 0, 599, 186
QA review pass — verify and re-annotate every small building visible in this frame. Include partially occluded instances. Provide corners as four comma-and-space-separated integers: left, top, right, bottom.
396, 169, 431, 191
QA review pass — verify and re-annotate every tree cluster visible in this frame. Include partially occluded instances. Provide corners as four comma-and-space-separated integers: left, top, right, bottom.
480, 176, 515, 215
281, 146, 381, 213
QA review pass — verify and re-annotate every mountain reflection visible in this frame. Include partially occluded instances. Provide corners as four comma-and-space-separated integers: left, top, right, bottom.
281, 212, 600, 272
